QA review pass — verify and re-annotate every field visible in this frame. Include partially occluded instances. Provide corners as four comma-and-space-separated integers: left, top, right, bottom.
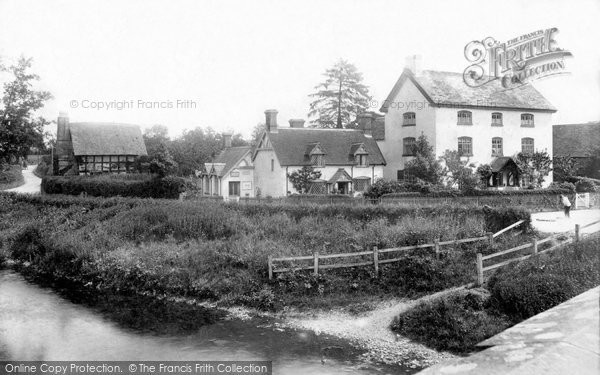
0, 192, 530, 310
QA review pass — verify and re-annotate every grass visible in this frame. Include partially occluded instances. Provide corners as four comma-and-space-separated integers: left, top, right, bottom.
0, 192, 531, 311
391, 235, 600, 353
0, 164, 25, 190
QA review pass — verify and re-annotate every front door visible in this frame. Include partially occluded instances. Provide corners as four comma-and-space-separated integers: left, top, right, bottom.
229, 181, 240, 196
337, 182, 349, 195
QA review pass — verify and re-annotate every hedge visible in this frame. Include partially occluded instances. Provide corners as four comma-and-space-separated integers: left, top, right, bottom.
41, 175, 187, 199
382, 187, 574, 199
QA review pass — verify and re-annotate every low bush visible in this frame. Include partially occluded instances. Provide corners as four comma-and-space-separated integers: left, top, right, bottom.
575, 178, 597, 193
42, 175, 187, 199
0, 164, 24, 190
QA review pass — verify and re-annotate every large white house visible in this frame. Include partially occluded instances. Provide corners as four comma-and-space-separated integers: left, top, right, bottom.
376, 64, 556, 188
252, 110, 386, 197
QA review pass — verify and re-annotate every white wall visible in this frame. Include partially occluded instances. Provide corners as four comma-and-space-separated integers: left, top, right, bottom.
253, 147, 287, 197
435, 108, 553, 185
379, 78, 436, 179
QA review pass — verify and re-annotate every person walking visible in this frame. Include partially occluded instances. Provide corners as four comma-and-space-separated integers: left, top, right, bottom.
561, 194, 571, 218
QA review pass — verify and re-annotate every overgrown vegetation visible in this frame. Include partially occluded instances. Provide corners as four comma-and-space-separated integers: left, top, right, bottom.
391, 235, 600, 353
0, 193, 530, 310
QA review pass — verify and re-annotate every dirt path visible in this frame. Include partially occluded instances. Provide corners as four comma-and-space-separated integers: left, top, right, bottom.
282, 286, 468, 369
4, 165, 41, 194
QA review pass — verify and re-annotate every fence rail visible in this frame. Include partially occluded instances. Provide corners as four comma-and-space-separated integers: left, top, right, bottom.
267, 220, 526, 280
476, 219, 600, 285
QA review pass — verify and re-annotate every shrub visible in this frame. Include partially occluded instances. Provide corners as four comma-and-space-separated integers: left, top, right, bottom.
0, 164, 24, 189
575, 178, 597, 192
391, 290, 511, 353
548, 181, 576, 192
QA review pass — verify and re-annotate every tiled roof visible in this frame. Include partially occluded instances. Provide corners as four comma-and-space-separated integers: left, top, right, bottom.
70, 123, 147, 156
263, 128, 386, 166
380, 69, 556, 113
211, 146, 252, 176
328, 168, 353, 183
553, 123, 600, 158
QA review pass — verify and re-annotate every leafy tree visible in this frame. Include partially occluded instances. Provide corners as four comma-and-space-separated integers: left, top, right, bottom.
250, 123, 266, 148
148, 142, 177, 177
405, 134, 443, 185
439, 150, 480, 192
287, 166, 322, 194
308, 59, 371, 128
476, 164, 493, 188
553, 155, 579, 182
0, 57, 52, 164
515, 151, 552, 188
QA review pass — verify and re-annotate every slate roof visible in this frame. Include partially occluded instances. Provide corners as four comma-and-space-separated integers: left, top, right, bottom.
69, 123, 147, 156
380, 69, 556, 113
328, 168, 353, 183
553, 123, 600, 158
211, 146, 252, 176
262, 128, 386, 166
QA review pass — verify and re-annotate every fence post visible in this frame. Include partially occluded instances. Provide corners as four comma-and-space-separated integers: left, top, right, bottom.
268, 256, 273, 280
373, 246, 379, 276
434, 239, 440, 259
313, 252, 319, 276
532, 238, 538, 255
487, 232, 494, 246
575, 224, 580, 243
476, 253, 483, 286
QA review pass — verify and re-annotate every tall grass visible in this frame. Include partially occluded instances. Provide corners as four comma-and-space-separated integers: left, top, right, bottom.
0, 192, 531, 309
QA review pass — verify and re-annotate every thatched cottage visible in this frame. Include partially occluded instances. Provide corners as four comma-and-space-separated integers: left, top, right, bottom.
53, 112, 147, 175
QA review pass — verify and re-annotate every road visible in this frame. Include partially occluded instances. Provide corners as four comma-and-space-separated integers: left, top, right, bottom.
531, 209, 600, 235
4, 165, 41, 194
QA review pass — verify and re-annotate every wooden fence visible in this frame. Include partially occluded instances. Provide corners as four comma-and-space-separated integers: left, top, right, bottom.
476, 219, 600, 285
267, 220, 526, 280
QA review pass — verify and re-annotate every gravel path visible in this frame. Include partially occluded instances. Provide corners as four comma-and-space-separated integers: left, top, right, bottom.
4, 165, 41, 194
282, 286, 467, 369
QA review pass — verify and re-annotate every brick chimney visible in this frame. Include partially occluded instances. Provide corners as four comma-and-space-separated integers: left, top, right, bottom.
289, 119, 305, 128
223, 132, 232, 148
358, 112, 374, 136
265, 109, 278, 133
405, 55, 422, 76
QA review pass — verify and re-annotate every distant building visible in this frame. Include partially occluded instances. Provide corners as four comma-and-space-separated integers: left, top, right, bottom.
377, 57, 556, 188
553, 122, 600, 178
53, 112, 147, 175
252, 110, 386, 197
201, 134, 254, 197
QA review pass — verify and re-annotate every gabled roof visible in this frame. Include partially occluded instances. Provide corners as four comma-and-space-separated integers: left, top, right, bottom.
69, 123, 147, 156
553, 123, 600, 158
490, 157, 517, 172
349, 143, 367, 155
328, 168, 353, 184
209, 146, 252, 177
255, 128, 386, 166
380, 69, 556, 113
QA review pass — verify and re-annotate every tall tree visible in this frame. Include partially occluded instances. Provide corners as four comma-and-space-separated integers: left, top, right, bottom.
308, 59, 371, 128
0, 57, 52, 163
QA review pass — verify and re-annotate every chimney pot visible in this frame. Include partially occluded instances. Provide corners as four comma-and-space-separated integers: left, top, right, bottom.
358, 112, 375, 136
289, 119, 305, 128
265, 109, 278, 133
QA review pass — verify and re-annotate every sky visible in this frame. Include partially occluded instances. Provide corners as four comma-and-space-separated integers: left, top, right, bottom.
1, 0, 599, 139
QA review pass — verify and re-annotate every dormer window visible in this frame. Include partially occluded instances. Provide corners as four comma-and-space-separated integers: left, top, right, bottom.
457, 110, 472, 125
491, 112, 503, 126
356, 154, 367, 167
311, 154, 324, 167
403, 112, 416, 126
521, 113, 534, 127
